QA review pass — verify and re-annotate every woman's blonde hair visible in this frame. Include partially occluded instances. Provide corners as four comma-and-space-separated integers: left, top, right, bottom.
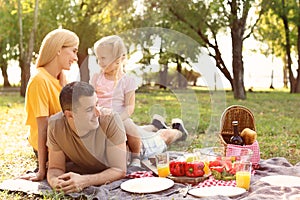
93, 35, 127, 64
36, 28, 79, 68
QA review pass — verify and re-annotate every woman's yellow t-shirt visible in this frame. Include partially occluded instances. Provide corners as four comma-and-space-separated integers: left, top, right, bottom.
25, 68, 62, 150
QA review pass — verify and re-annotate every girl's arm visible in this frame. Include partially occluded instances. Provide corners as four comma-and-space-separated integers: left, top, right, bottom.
119, 90, 135, 121
90, 73, 99, 87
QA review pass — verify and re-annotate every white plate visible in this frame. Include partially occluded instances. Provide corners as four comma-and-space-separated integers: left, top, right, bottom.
120, 177, 174, 193
188, 186, 246, 197
260, 175, 300, 187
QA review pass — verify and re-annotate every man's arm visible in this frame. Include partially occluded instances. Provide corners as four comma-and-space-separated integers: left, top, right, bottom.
48, 143, 127, 194
78, 142, 127, 185
47, 149, 66, 190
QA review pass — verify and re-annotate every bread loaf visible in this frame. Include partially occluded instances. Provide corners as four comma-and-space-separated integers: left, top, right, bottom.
240, 128, 257, 145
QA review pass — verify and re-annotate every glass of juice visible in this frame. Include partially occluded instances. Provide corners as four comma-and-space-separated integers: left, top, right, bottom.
235, 161, 252, 190
155, 152, 170, 177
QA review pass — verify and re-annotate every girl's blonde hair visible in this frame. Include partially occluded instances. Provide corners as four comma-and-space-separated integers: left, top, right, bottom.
36, 28, 79, 68
93, 35, 127, 65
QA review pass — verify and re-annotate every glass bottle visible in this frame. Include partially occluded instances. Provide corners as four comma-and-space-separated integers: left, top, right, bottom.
229, 121, 244, 145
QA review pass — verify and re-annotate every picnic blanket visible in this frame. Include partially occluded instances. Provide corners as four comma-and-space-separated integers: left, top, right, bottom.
1, 157, 300, 199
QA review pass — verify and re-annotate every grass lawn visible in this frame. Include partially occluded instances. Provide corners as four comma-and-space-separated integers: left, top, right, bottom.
0, 87, 299, 199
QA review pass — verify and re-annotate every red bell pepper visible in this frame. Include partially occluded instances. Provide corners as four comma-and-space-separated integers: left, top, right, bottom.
169, 160, 186, 176
185, 162, 205, 177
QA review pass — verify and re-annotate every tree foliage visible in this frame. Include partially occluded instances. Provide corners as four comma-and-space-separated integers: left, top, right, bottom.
135, 0, 264, 99
256, 0, 300, 93
0, 0, 19, 87
1, 0, 299, 97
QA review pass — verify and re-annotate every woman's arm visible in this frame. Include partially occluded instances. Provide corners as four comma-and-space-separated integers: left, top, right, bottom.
34, 116, 49, 181
19, 116, 49, 181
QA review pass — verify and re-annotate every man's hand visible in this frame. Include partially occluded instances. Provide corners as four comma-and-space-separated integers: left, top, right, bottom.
19, 170, 46, 181
54, 172, 85, 194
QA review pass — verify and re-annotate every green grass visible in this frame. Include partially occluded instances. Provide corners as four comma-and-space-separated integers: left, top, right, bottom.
0, 87, 300, 199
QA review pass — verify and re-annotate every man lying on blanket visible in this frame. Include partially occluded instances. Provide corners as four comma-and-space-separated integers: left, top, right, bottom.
45, 81, 189, 194
46, 81, 127, 194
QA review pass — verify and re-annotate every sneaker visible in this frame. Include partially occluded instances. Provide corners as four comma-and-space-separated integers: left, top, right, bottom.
129, 158, 141, 167
172, 118, 188, 141
151, 114, 169, 129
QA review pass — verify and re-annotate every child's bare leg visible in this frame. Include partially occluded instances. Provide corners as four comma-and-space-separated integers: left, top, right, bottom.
140, 124, 157, 132
123, 119, 141, 162
158, 129, 182, 145
158, 118, 189, 145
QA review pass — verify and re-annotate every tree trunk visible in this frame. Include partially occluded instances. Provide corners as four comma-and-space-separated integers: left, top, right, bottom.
281, 0, 295, 93
282, 56, 289, 88
176, 56, 185, 88
230, 0, 246, 99
20, 61, 30, 96
159, 65, 168, 89
79, 54, 89, 82
231, 33, 246, 99
0, 62, 11, 87
19, 0, 38, 97
78, 51, 87, 69
295, 24, 300, 92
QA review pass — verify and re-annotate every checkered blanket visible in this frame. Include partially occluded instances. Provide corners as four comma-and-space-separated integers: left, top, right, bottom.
1, 157, 300, 199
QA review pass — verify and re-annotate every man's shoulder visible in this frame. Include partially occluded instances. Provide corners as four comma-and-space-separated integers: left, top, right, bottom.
99, 111, 118, 123
99, 112, 123, 130
49, 112, 64, 127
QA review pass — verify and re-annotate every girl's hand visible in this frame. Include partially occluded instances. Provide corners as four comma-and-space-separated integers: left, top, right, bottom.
58, 71, 67, 86
97, 106, 112, 116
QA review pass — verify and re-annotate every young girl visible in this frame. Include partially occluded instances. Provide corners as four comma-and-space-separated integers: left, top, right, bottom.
91, 35, 142, 166
91, 35, 189, 164
22, 29, 79, 181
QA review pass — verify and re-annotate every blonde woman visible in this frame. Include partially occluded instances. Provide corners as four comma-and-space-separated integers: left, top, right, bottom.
22, 28, 79, 181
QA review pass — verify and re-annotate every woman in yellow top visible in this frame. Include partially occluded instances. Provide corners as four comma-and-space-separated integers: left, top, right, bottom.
23, 28, 79, 181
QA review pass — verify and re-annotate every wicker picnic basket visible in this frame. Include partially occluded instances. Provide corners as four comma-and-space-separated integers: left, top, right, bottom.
218, 105, 260, 168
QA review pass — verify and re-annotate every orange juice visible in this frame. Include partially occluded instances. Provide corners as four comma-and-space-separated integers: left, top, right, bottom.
157, 164, 170, 177
236, 171, 251, 190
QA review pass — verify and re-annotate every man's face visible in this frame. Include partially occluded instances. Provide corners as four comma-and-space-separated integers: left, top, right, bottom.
73, 93, 100, 136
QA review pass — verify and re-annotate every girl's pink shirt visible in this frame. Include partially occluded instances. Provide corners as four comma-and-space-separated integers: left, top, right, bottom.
91, 72, 138, 114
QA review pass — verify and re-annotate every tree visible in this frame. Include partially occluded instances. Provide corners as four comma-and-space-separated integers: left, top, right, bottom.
17, 0, 134, 94
255, 9, 289, 88
257, 0, 300, 93
139, 0, 264, 99
18, 0, 38, 96
0, 0, 19, 87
